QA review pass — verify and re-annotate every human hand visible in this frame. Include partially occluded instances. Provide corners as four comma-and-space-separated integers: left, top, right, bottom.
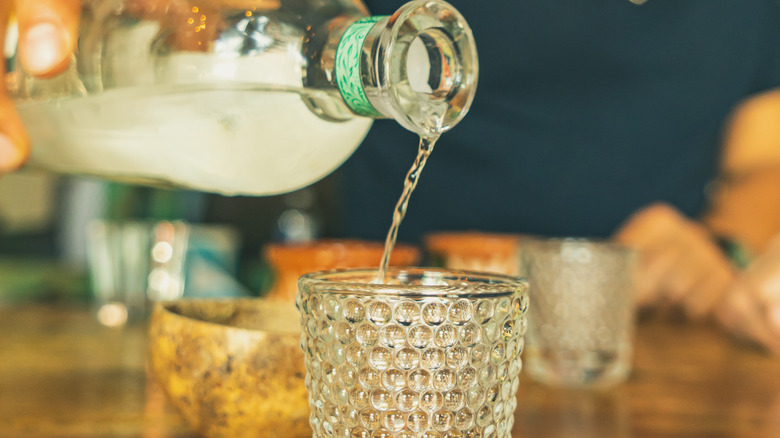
0, 0, 80, 172
715, 235, 780, 354
614, 203, 736, 318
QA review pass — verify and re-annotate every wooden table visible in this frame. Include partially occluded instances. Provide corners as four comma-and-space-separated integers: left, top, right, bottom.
2, 305, 779, 438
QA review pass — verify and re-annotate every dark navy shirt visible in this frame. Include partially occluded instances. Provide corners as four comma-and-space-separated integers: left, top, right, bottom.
339, 0, 780, 243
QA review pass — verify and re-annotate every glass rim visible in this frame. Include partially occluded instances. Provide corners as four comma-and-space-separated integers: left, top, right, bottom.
156, 298, 300, 335
380, 0, 478, 135
523, 236, 636, 255
297, 267, 526, 298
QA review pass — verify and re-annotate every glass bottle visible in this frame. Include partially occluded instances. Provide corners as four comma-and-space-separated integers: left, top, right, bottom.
6, 0, 478, 196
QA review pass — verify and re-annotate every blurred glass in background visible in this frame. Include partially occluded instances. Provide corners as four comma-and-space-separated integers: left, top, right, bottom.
86, 220, 242, 326
0, 168, 343, 311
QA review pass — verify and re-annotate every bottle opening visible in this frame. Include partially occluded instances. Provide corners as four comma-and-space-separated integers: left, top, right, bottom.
382, 0, 478, 136
335, 0, 477, 136
406, 29, 460, 99
363, 0, 479, 137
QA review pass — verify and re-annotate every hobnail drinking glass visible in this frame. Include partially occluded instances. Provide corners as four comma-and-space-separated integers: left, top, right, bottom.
297, 268, 528, 438
521, 238, 637, 388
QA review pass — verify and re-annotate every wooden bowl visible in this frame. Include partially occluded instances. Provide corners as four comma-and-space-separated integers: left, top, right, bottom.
148, 298, 309, 438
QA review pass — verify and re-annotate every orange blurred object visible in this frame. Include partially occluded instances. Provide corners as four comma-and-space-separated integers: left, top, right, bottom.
424, 231, 522, 276
263, 239, 421, 301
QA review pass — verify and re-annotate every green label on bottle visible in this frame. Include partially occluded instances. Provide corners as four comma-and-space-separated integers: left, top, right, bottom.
335, 16, 387, 118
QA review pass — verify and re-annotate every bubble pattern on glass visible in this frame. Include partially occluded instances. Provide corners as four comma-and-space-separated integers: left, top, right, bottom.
522, 240, 632, 352
298, 284, 528, 438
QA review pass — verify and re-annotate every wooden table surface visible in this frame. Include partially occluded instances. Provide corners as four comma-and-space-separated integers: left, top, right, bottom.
2, 305, 779, 438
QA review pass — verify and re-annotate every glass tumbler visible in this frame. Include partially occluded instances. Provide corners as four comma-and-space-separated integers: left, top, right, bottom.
521, 238, 637, 388
297, 268, 528, 438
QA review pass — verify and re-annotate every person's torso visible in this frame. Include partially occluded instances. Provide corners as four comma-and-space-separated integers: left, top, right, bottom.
339, 0, 780, 242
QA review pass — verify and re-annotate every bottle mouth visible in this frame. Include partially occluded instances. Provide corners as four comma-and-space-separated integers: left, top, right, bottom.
381, 0, 478, 136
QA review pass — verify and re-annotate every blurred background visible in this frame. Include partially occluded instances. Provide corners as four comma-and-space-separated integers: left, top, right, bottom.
0, 168, 344, 306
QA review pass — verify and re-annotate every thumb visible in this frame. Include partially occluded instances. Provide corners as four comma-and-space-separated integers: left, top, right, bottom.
16, 0, 80, 78
0, 2, 30, 171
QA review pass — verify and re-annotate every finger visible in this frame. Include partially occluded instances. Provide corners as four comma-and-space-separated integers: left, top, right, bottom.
753, 306, 780, 354
0, 1, 30, 170
665, 239, 732, 311
681, 267, 732, 319
734, 252, 780, 339
614, 204, 685, 305
0, 97, 29, 172
636, 238, 684, 305
749, 266, 780, 342
614, 203, 681, 248
16, 0, 80, 77
661, 247, 702, 303
765, 305, 780, 344
753, 262, 780, 304
717, 286, 780, 353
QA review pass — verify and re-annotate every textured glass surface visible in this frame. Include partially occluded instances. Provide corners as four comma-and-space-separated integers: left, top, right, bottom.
297, 268, 528, 438
521, 238, 636, 388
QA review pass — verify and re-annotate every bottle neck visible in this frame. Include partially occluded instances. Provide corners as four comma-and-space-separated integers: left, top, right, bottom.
335, 0, 478, 137
334, 16, 389, 119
